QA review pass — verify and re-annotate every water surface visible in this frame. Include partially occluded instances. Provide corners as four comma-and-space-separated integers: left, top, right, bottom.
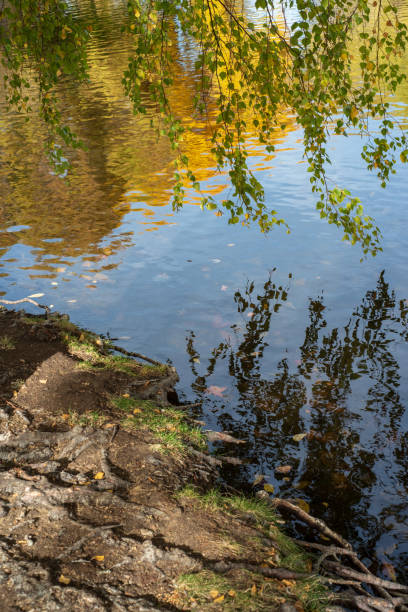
0, 0, 407, 581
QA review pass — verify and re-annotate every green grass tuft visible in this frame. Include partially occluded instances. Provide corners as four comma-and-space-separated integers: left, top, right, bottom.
111, 395, 207, 454
0, 335, 15, 350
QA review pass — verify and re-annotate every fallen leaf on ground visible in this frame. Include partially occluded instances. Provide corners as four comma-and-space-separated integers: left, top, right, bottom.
213, 595, 225, 603
209, 590, 219, 599
228, 590, 236, 597
39, 379, 47, 384
251, 584, 257, 596
92, 555, 105, 562
58, 575, 71, 585
205, 385, 226, 397
94, 472, 105, 480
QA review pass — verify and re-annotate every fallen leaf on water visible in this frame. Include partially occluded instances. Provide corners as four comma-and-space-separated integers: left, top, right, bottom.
58, 574, 71, 585
206, 431, 246, 444
220, 285, 228, 291
263, 483, 275, 494
382, 562, 397, 582
292, 433, 307, 442
247, 312, 254, 318
294, 481, 310, 490
193, 357, 200, 363
205, 385, 226, 397
253, 473, 266, 487
94, 472, 105, 480
92, 555, 105, 562
292, 498, 310, 513
28, 293, 44, 298
275, 465, 292, 475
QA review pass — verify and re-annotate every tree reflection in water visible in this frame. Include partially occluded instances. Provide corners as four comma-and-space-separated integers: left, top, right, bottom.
186, 271, 408, 581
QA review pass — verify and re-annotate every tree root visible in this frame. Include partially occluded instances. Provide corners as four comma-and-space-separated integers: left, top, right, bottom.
271, 499, 408, 611
272, 498, 352, 549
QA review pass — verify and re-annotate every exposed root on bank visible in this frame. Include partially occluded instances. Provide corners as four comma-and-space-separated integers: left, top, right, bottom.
271, 498, 408, 611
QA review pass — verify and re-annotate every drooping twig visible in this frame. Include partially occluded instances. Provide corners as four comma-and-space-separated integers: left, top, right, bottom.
272, 498, 352, 550
0, 297, 50, 315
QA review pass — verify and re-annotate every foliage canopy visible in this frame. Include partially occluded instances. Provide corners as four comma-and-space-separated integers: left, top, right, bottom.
1, 0, 407, 254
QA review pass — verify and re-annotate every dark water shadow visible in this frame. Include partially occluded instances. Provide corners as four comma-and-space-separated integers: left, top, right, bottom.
185, 271, 408, 581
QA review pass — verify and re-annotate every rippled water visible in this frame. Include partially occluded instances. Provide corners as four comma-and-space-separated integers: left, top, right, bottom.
1, 0, 408, 581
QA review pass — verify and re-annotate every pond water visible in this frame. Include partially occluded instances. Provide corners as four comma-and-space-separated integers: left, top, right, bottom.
1, 0, 408, 581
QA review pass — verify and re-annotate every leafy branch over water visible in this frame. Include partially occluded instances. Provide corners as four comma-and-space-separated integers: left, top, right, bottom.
1, 0, 408, 253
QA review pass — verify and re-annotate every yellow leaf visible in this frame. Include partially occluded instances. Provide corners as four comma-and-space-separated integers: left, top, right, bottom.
293, 498, 310, 513
92, 555, 105, 562
228, 590, 236, 597
215, 211, 223, 217
366, 61, 375, 71
341, 52, 348, 61
293, 433, 307, 442
263, 483, 275, 494
133, 408, 142, 414
251, 584, 257, 596
209, 590, 219, 599
350, 106, 359, 120
123, 393, 130, 398
400, 151, 407, 163
58, 574, 71, 584
214, 595, 225, 603
94, 472, 105, 480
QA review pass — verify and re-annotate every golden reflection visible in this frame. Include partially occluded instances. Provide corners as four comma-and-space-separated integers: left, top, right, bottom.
0, 0, 298, 279
0, 0, 407, 279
